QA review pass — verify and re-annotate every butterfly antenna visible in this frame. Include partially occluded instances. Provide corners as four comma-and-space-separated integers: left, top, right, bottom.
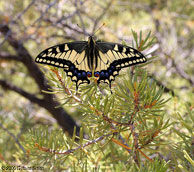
94, 23, 105, 35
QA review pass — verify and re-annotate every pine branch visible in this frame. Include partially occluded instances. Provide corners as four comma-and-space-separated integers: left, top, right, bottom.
34, 134, 111, 155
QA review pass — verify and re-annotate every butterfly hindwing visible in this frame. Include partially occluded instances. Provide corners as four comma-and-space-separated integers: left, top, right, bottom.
95, 42, 147, 86
35, 41, 90, 89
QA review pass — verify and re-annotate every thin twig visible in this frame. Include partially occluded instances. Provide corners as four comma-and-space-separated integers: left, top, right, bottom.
130, 123, 140, 166
172, 59, 194, 87
31, 0, 57, 26
0, 0, 36, 48
74, 0, 86, 37
35, 134, 111, 155
92, 0, 113, 34
50, 68, 82, 103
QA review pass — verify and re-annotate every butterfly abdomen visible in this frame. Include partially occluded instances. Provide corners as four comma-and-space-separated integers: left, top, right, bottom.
87, 36, 96, 73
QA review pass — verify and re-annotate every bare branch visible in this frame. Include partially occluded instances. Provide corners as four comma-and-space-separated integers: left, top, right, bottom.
0, 52, 23, 61
45, 18, 89, 36
74, 0, 86, 37
0, 79, 44, 106
31, 0, 57, 26
0, 24, 52, 95
152, 17, 194, 88
0, 0, 36, 48
92, 0, 113, 34
151, 75, 175, 96
0, 24, 80, 135
12, 0, 36, 22
172, 59, 194, 87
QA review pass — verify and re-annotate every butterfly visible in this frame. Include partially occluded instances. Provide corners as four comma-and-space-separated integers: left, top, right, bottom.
35, 36, 147, 91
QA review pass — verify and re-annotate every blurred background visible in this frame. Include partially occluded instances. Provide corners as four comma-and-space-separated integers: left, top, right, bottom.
0, 0, 194, 160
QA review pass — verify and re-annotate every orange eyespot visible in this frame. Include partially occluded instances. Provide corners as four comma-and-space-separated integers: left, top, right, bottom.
87, 72, 92, 77
94, 72, 100, 77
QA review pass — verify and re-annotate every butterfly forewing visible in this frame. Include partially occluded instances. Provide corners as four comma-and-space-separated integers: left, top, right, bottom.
35, 41, 88, 68
95, 42, 147, 85
96, 42, 146, 67
35, 41, 91, 89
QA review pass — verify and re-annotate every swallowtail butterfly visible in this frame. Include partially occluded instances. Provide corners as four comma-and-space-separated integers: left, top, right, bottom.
35, 36, 147, 90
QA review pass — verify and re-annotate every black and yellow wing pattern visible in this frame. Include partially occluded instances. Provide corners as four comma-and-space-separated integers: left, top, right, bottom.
35, 36, 147, 90
35, 41, 90, 88
95, 41, 147, 85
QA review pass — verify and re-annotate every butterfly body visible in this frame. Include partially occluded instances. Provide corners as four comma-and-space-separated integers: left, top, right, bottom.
35, 36, 147, 90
